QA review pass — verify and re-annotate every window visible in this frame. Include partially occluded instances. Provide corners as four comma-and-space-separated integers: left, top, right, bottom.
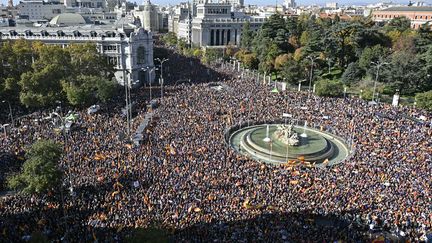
137, 46, 145, 64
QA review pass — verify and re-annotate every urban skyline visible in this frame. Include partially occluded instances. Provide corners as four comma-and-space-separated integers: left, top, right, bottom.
3, 0, 417, 7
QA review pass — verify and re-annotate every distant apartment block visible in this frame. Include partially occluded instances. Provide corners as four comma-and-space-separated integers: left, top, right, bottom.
373, 6, 432, 29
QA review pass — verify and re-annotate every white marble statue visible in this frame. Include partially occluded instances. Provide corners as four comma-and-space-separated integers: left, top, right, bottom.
275, 124, 300, 146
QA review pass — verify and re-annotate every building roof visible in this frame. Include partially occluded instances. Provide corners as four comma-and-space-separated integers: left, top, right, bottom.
382, 6, 432, 12
0, 26, 152, 41
49, 13, 86, 26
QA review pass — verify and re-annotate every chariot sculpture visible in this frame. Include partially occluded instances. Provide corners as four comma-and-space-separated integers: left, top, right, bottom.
274, 124, 300, 146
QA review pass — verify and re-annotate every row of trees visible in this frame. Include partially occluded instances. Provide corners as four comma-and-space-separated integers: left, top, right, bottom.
0, 40, 118, 108
234, 14, 432, 108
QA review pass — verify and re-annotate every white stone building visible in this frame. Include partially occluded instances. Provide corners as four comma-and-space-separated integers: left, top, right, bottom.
63, 0, 106, 8
16, 0, 66, 21
167, 2, 190, 34
180, 3, 265, 47
132, 0, 168, 32
0, 25, 155, 86
285, 0, 296, 8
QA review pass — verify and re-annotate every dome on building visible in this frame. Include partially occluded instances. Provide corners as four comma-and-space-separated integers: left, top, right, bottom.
49, 13, 86, 26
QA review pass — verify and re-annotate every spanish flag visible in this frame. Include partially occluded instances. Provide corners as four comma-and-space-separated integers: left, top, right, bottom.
242, 199, 252, 209
322, 159, 329, 165
290, 180, 299, 185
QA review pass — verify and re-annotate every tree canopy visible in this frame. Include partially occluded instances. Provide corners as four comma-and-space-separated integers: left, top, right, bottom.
229, 13, 432, 100
7, 139, 63, 194
0, 41, 117, 108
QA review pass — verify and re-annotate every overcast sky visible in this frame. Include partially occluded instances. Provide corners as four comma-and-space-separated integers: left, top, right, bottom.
4, 0, 429, 7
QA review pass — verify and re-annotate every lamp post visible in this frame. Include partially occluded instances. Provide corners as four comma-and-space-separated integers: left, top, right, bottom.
142, 66, 156, 101
307, 56, 318, 93
122, 71, 132, 136
50, 111, 72, 240
371, 61, 389, 103
155, 58, 169, 104
2, 100, 14, 127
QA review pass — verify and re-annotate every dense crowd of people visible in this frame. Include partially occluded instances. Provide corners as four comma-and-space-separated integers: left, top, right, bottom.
0, 49, 431, 242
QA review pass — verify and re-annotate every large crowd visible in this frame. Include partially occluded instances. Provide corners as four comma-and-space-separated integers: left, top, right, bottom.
0, 49, 431, 242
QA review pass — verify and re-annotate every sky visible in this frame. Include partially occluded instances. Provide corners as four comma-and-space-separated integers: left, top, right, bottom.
3, 0, 430, 7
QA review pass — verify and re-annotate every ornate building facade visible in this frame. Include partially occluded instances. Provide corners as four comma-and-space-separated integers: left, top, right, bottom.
173, 2, 265, 47
0, 26, 155, 86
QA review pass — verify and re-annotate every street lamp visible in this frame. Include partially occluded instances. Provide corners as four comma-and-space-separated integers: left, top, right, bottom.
307, 56, 318, 93
142, 66, 156, 101
121, 70, 132, 136
50, 111, 72, 240
155, 58, 169, 104
2, 100, 14, 127
371, 61, 389, 104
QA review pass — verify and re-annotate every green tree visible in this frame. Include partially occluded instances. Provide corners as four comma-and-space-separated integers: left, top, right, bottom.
177, 38, 188, 51
201, 48, 220, 64
354, 27, 390, 52
415, 24, 432, 53
385, 16, 411, 32
96, 77, 118, 102
281, 59, 306, 84
67, 43, 113, 78
415, 90, 432, 110
162, 32, 178, 46
274, 54, 290, 71
418, 45, 432, 91
358, 45, 390, 72
315, 79, 344, 97
240, 21, 254, 50
0, 40, 34, 101
62, 81, 93, 106
341, 62, 364, 84
19, 44, 71, 107
242, 53, 259, 69
323, 22, 361, 67
19, 64, 65, 108
62, 75, 118, 106
7, 139, 62, 194
383, 51, 425, 95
